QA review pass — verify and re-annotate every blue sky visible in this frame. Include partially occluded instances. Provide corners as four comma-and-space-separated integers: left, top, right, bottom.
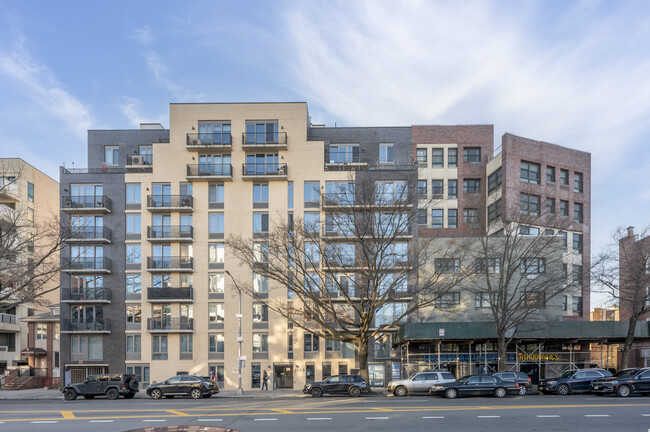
1, 0, 649, 308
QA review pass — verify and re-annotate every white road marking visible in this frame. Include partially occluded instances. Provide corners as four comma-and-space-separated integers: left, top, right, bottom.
307, 418, 332, 420
89, 420, 114, 423
585, 415, 610, 417
144, 402, 198, 405
254, 418, 277, 421
537, 415, 560, 418
366, 417, 389, 420
143, 419, 167, 422
198, 419, 223, 422
422, 416, 445, 419
477, 416, 501, 418
31, 421, 58, 424
642, 414, 650, 416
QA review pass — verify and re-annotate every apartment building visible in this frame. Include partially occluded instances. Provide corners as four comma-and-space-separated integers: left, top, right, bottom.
0, 158, 59, 376
58, 102, 591, 389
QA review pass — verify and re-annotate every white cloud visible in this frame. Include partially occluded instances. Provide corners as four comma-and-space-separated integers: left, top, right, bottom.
131, 25, 154, 46
118, 96, 167, 128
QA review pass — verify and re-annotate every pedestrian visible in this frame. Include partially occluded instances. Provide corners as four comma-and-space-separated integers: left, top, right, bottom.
262, 370, 269, 391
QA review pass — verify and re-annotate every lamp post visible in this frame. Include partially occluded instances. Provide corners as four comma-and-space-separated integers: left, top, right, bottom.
225, 270, 244, 396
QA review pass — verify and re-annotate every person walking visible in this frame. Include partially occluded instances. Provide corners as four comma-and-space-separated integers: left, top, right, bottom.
261, 370, 269, 391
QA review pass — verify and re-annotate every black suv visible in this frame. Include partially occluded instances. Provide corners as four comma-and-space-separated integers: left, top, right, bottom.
591, 368, 650, 397
303, 374, 368, 397
63, 374, 139, 400
146, 375, 220, 399
493, 372, 532, 395
539, 368, 612, 395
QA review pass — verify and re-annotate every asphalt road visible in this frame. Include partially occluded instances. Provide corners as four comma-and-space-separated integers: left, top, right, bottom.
2, 393, 650, 431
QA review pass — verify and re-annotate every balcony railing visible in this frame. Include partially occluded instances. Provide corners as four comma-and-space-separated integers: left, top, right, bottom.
147, 256, 193, 271
0, 313, 17, 325
242, 131, 287, 146
242, 163, 288, 177
147, 287, 193, 302
147, 225, 193, 241
60, 318, 111, 333
147, 317, 194, 332
126, 154, 153, 167
146, 195, 193, 210
61, 195, 112, 212
186, 164, 233, 178
186, 133, 232, 148
64, 226, 112, 243
62, 257, 112, 273
61, 288, 111, 303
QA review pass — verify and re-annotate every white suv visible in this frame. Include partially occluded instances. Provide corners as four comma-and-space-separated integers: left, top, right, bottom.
387, 371, 456, 396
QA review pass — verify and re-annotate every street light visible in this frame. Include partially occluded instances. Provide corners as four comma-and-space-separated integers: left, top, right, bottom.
225, 270, 244, 396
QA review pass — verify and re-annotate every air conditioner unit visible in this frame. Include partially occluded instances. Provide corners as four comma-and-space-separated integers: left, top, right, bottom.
130, 155, 144, 165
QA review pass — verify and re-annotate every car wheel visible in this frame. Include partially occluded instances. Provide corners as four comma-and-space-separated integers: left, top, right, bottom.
556, 384, 570, 395
106, 388, 119, 400
311, 387, 323, 398
150, 388, 163, 400
202, 394, 212, 398
519, 386, 528, 396
128, 380, 140, 392
83, 395, 95, 399
445, 388, 457, 399
64, 389, 77, 401
617, 385, 631, 398
191, 388, 202, 399
495, 387, 506, 398
394, 386, 408, 397
349, 386, 362, 397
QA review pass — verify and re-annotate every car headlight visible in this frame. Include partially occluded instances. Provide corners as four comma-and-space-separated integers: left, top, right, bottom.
546, 381, 556, 385
387, 382, 394, 387
609, 381, 618, 385
432, 386, 443, 390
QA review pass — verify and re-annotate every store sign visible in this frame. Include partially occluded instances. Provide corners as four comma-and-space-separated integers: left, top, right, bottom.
439, 328, 445, 337
391, 363, 401, 380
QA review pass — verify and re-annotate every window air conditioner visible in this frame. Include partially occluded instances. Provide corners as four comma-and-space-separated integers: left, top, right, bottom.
131, 155, 144, 165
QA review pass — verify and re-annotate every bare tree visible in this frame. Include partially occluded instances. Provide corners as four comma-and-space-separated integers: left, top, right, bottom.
229, 177, 466, 383
592, 226, 650, 369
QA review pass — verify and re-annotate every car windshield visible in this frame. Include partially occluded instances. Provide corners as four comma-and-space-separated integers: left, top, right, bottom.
613, 369, 638, 378
558, 370, 575, 378
457, 375, 471, 383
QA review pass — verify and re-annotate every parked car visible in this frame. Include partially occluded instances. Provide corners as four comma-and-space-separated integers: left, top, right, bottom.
303, 374, 368, 397
147, 375, 220, 399
591, 368, 650, 397
430, 375, 520, 399
387, 371, 456, 396
493, 371, 532, 395
539, 368, 612, 395
63, 374, 139, 400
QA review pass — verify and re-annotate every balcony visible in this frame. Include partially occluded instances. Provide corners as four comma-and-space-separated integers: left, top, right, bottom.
147, 256, 193, 272
61, 288, 111, 304
241, 163, 288, 181
146, 195, 193, 212
186, 164, 233, 181
61, 195, 112, 214
147, 225, 193, 242
126, 154, 153, 171
325, 155, 368, 171
0, 182, 19, 202
60, 318, 111, 334
64, 226, 112, 244
241, 131, 287, 150
186, 133, 232, 151
147, 287, 193, 303
147, 318, 193, 333
0, 313, 20, 332
62, 257, 112, 273
322, 193, 358, 209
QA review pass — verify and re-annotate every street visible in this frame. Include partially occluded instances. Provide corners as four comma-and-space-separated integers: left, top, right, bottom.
1, 394, 650, 431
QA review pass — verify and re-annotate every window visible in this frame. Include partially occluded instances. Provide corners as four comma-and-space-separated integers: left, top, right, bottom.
329, 144, 359, 163
253, 273, 268, 292
448, 209, 458, 228
523, 291, 545, 307
435, 258, 460, 274
209, 213, 224, 233
304, 181, 320, 204
253, 303, 268, 323
208, 273, 225, 293
572, 265, 583, 285
416, 148, 427, 164
379, 143, 394, 164
124, 274, 140, 294
520, 193, 541, 216
126, 305, 141, 323
209, 304, 225, 323
71, 335, 103, 360
431, 209, 443, 228
520, 258, 545, 274
54, 324, 59, 340
463, 208, 479, 225
253, 183, 269, 203
562, 295, 568, 311
417, 209, 427, 225
126, 183, 141, 204
27, 208, 34, 226
253, 242, 268, 265
436, 292, 460, 308
475, 293, 492, 309
253, 212, 269, 233
36, 323, 47, 340
488, 199, 502, 223
253, 333, 268, 353
208, 184, 224, 204
463, 147, 481, 163
209, 334, 224, 353
520, 225, 540, 236
375, 181, 408, 203
573, 296, 583, 314
245, 121, 278, 144
432, 180, 444, 197
208, 243, 224, 263
288, 182, 294, 208
559, 200, 569, 216
573, 233, 583, 254
199, 122, 231, 144
126, 214, 141, 234
463, 179, 480, 194
325, 339, 341, 352
448, 180, 457, 199
574, 202, 583, 223
574, 172, 583, 193
545, 198, 555, 214
104, 146, 119, 165
448, 148, 458, 167
560, 169, 569, 186
488, 167, 502, 193
431, 148, 444, 167
304, 212, 320, 232
546, 166, 556, 183
180, 334, 193, 354
375, 302, 407, 327
475, 258, 501, 274
27, 182, 34, 202
126, 244, 141, 264
417, 180, 427, 197
304, 333, 319, 352
520, 161, 541, 184
559, 231, 568, 250
126, 335, 141, 353
152, 335, 168, 360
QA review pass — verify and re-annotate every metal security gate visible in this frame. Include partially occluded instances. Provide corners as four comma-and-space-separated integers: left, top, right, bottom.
68, 366, 108, 384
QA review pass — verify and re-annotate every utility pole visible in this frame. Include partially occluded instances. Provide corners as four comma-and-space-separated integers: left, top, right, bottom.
225, 271, 244, 396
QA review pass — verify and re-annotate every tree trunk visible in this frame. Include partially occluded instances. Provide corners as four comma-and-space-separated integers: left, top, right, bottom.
497, 334, 507, 372
621, 314, 639, 369
358, 337, 370, 390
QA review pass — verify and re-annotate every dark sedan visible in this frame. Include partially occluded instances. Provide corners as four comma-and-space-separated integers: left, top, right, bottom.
147, 375, 220, 399
493, 371, 532, 395
430, 375, 520, 399
303, 374, 368, 397
539, 368, 612, 395
591, 368, 650, 397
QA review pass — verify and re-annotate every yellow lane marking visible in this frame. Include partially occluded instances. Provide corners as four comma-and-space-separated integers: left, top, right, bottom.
60, 411, 76, 419
271, 408, 294, 414
166, 409, 189, 416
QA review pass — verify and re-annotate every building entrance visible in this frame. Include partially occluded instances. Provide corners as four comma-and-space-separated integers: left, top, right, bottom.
273, 364, 293, 389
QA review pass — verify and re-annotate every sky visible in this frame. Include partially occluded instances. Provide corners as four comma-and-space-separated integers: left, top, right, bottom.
1, 0, 649, 309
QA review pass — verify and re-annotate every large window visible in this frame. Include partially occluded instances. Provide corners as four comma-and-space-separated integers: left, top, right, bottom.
435, 258, 460, 274
253, 333, 269, 353
416, 148, 427, 164
208, 273, 224, 293
448, 209, 458, 228
574, 202, 584, 223
463, 208, 479, 225
417, 180, 427, 197
208, 243, 224, 263
71, 335, 103, 360
126, 335, 141, 354
209, 213, 225, 234
574, 172, 584, 193
209, 334, 225, 352
253, 183, 269, 204
520, 258, 545, 274
208, 184, 224, 204
436, 292, 460, 308
463, 179, 480, 194
431, 209, 443, 228
126, 244, 141, 264
379, 143, 394, 164
573, 233, 583, 254
448, 148, 458, 167
375, 302, 407, 327
253, 303, 268, 323
546, 166, 556, 183
199, 122, 231, 144
448, 180, 457, 199
432, 180, 444, 197
545, 198, 555, 214
126, 214, 141, 234
520, 193, 541, 216
245, 121, 278, 144
520, 161, 540, 184
375, 181, 408, 203
475, 293, 492, 309
180, 335, 193, 354
559, 200, 569, 216
27, 182, 34, 202
304, 212, 320, 232
126, 304, 141, 323
304, 181, 320, 204
152, 335, 168, 360
475, 258, 501, 274
104, 146, 119, 166
488, 199, 502, 223
463, 147, 481, 163
329, 144, 359, 163
488, 167, 502, 193
253, 273, 268, 292
304, 333, 319, 352
560, 169, 569, 186
431, 148, 444, 167
209, 304, 225, 323
36, 323, 47, 340
418, 209, 427, 225
126, 183, 141, 204
253, 212, 269, 233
